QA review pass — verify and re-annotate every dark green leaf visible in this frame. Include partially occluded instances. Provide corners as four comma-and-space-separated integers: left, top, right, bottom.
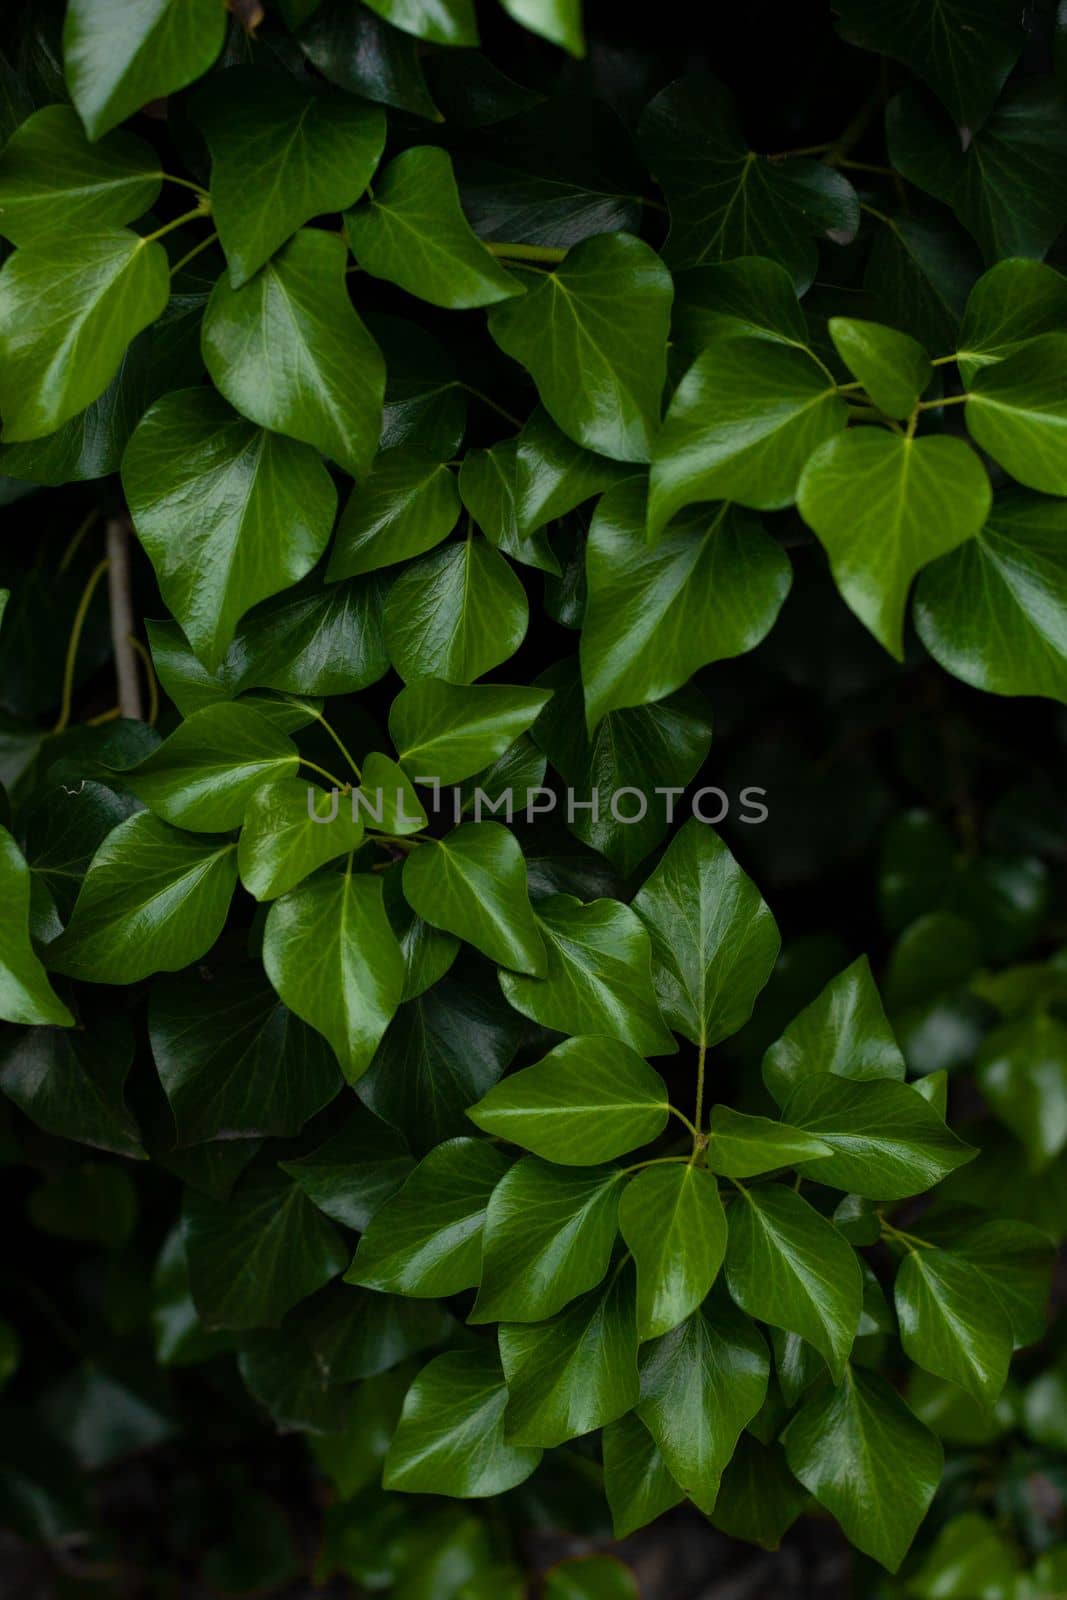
828, 318, 931, 418
0, 104, 161, 245
385, 1349, 541, 1495
238, 779, 366, 902
618, 1163, 726, 1341
0, 1012, 140, 1155
63, 0, 227, 140
895, 1245, 1013, 1404
602, 1412, 683, 1538
120, 703, 299, 831
389, 680, 551, 784
327, 447, 460, 580
0, 826, 73, 1026
965, 333, 1067, 495
976, 1011, 1067, 1169
402, 823, 543, 974
762, 955, 906, 1106
706, 1106, 833, 1179
362, 0, 478, 46
278, 1104, 413, 1232
384, 540, 528, 684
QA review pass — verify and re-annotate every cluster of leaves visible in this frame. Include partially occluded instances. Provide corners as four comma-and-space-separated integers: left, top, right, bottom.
1, 0, 1067, 1593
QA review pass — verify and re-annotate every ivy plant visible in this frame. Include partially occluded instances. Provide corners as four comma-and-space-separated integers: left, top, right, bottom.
0, 0, 1065, 1593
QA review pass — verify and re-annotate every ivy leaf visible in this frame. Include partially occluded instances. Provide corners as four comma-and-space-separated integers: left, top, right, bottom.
888, 82, 1067, 263
63, 0, 227, 140
724, 1184, 862, 1381
233, 574, 389, 698
120, 703, 300, 832
202, 228, 384, 479
956, 259, 1067, 384
907, 1514, 1021, 1600
262, 867, 405, 1084
46, 813, 238, 985
384, 1349, 541, 1496
706, 1107, 833, 1180
602, 1413, 683, 1538
389, 680, 551, 784
297, 0, 441, 121
366, 755, 429, 842
0, 1012, 139, 1155
278, 1105, 413, 1232
183, 1167, 347, 1331
498, 894, 677, 1057
468, 1036, 670, 1165
834, 0, 1025, 133
915, 489, 1067, 701
347, 1137, 510, 1297
124, 388, 337, 672
193, 68, 385, 287
783, 1076, 976, 1199
402, 823, 544, 974
238, 779, 366, 903
327, 446, 461, 579
710, 1435, 808, 1551
544, 1558, 639, 1600
0, 231, 169, 440
487, 233, 673, 463
148, 966, 341, 1142
0, 105, 161, 245
636, 1299, 769, 1512
581, 479, 790, 727
358, 971, 521, 1152
515, 407, 624, 535
384, 539, 529, 684
762, 956, 906, 1106
649, 338, 847, 530
0, 826, 73, 1026
632, 821, 780, 1049
828, 318, 931, 419
499, 0, 584, 55
943, 1220, 1054, 1347
618, 1164, 727, 1341
863, 208, 980, 355
965, 333, 1067, 495
362, 0, 478, 46
797, 429, 990, 659
347, 147, 522, 309
976, 1012, 1067, 1170
460, 440, 562, 575
498, 1265, 640, 1446
671, 257, 809, 354
471, 1158, 623, 1323
637, 75, 858, 288
895, 1246, 1013, 1404
782, 1367, 943, 1573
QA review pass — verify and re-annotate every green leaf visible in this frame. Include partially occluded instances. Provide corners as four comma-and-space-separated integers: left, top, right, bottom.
602, 1413, 683, 1538
238, 779, 366, 902
488, 233, 673, 463
580, 479, 791, 727
0, 105, 161, 245
762, 955, 906, 1106
498, 894, 677, 1057
389, 680, 552, 784
347, 1137, 510, 1297
362, 0, 478, 46
649, 337, 846, 530
468, 1036, 669, 1165
0, 1011, 140, 1155
828, 318, 931, 418
279, 1105, 413, 1232
471, 1158, 623, 1323
119, 703, 299, 831
401, 823, 543, 974
895, 1246, 1013, 1404
796, 429, 990, 659
366, 754, 429, 841
724, 1184, 862, 1381
957, 259, 1067, 384
327, 446, 460, 579
863, 209, 980, 356
238, 1327, 344, 1434
907, 1513, 1020, 1600
976, 1011, 1067, 1169
149, 966, 341, 1141
46, 813, 237, 985
0, 230, 168, 441
636, 1298, 769, 1512
835, 0, 1025, 132
297, 0, 440, 121
498, 1265, 640, 1446
124, 388, 337, 672
710, 1435, 808, 1551
915, 488, 1067, 701
347, 147, 521, 309
153, 1226, 233, 1368
303, 1279, 450, 1383
965, 332, 1067, 495
499, 0, 583, 55
63, 0, 227, 140
514, 407, 624, 535
706, 1106, 833, 1179
183, 1166, 347, 1330
262, 867, 405, 1083
193, 67, 385, 287
202, 228, 384, 479
637, 75, 858, 288
543, 1558, 639, 1600
384, 540, 528, 684
670, 256, 809, 355
0, 826, 73, 1026
632, 821, 780, 1049
782, 1366, 943, 1573
233, 574, 389, 698
945, 1219, 1053, 1349
384, 1349, 541, 1496
618, 1164, 727, 1341
888, 81, 1067, 264
783, 1075, 976, 1199
458, 440, 561, 576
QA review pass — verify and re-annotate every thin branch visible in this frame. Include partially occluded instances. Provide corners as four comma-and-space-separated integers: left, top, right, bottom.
106, 519, 144, 721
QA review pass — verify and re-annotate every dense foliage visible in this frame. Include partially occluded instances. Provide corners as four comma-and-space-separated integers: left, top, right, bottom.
1, 0, 1066, 1595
